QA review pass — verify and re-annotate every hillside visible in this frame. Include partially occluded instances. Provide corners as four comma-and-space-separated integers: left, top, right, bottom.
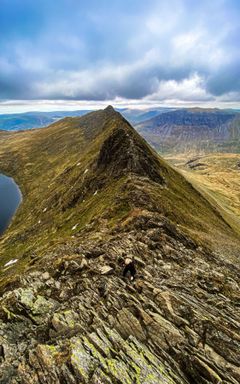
119, 107, 175, 124
165, 152, 240, 236
0, 107, 239, 383
136, 108, 240, 154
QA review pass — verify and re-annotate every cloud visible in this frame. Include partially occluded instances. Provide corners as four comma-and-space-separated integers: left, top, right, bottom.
0, 0, 239, 107
146, 73, 213, 103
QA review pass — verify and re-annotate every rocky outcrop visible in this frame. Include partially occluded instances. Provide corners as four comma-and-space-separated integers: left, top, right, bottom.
0, 210, 239, 383
96, 125, 165, 184
186, 159, 207, 170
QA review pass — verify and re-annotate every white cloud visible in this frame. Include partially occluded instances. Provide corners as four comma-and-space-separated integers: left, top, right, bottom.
147, 73, 212, 102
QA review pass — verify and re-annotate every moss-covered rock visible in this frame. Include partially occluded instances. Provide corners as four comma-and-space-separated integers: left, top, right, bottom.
52, 310, 80, 334
70, 337, 95, 382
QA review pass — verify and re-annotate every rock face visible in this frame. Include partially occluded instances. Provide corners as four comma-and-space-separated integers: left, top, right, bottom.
0, 107, 239, 383
0, 211, 240, 383
97, 124, 165, 184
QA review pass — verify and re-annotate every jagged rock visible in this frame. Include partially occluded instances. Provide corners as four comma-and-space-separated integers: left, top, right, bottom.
99, 265, 114, 275
79, 257, 88, 270
115, 308, 146, 341
31, 344, 60, 368
97, 280, 109, 297
155, 291, 189, 327
31, 296, 58, 317
91, 369, 113, 384
85, 248, 104, 259
183, 354, 223, 384
51, 310, 80, 334
70, 337, 95, 382
134, 256, 146, 267
147, 311, 184, 349
16, 288, 36, 308
96, 125, 165, 184
42, 272, 50, 281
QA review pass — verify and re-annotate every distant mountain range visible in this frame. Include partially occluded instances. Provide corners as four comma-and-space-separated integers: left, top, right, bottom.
0, 107, 174, 131
2, 107, 240, 155
136, 108, 240, 154
0, 110, 91, 131
118, 107, 175, 123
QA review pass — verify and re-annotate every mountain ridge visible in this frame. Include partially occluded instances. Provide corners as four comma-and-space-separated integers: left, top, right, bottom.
0, 107, 239, 383
0, 106, 239, 274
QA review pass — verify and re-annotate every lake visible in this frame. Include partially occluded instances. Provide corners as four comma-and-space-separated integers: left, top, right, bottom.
0, 174, 22, 235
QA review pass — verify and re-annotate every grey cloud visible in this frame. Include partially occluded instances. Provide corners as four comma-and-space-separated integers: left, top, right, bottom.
0, 0, 239, 105
206, 63, 240, 96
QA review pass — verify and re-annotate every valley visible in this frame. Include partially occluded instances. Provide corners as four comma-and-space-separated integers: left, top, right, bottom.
135, 107, 240, 243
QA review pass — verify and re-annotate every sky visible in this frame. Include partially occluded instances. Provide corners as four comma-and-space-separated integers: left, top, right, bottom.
0, 0, 240, 112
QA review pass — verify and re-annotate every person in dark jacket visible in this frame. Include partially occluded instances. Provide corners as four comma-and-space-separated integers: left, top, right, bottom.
197, 319, 210, 349
123, 256, 136, 281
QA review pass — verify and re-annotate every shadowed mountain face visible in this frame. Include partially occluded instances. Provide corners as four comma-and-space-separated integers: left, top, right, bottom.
136, 108, 240, 154
0, 107, 239, 383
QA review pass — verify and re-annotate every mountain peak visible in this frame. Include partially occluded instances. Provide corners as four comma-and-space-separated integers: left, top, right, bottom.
104, 105, 115, 113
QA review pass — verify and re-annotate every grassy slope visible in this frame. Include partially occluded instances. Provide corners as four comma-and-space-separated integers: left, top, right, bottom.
165, 153, 240, 237
0, 108, 239, 286
0, 109, 130, 261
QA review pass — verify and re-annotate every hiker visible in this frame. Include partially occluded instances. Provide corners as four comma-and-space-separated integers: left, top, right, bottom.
123, 256, 136, 281
197, 319, 210, 349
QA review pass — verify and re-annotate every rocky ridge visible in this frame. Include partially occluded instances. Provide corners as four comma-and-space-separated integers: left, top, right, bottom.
0, 107, 239, 383
1, 211, 240, 383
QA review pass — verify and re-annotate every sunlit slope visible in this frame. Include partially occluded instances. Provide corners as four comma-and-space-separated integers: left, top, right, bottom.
165, 152, 240, 237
